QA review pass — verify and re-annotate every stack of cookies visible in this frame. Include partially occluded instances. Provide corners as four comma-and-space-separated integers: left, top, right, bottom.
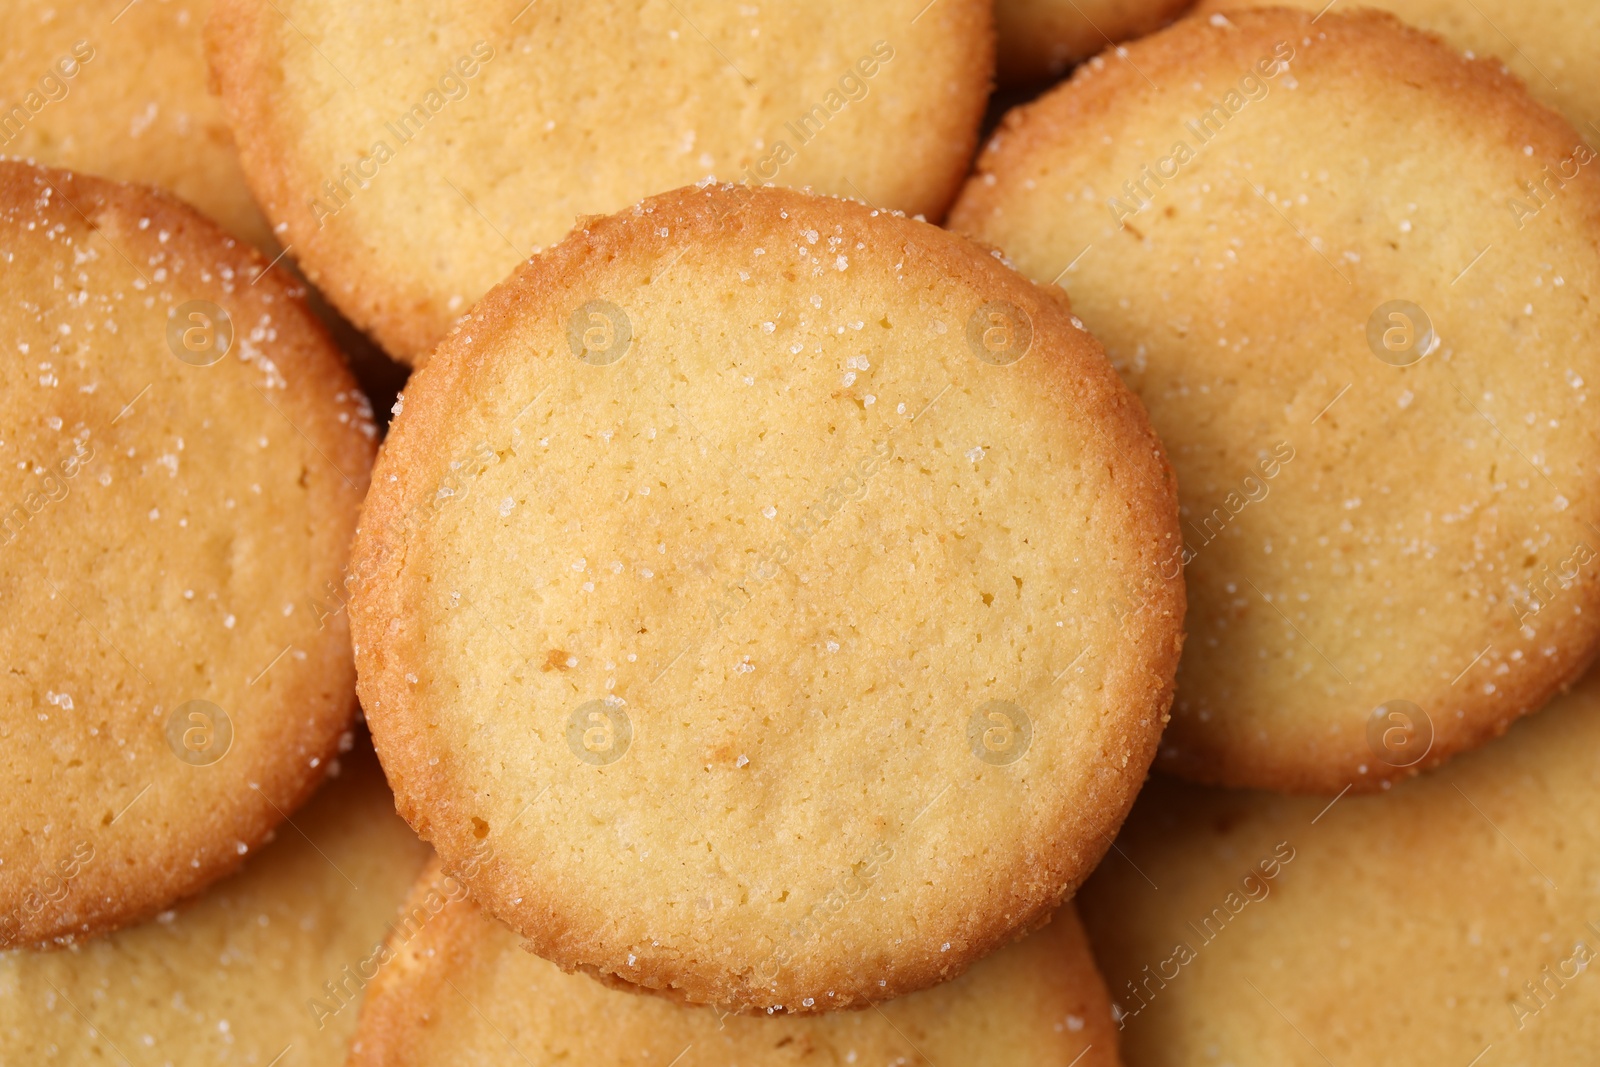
4, 1, 1599, 1064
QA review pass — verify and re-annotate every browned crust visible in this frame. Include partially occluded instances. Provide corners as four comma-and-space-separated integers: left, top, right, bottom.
346, 857, 485, 1067
1045, 904, 1126, 1065
352, 859, 1123, 1066
204, 0, 436, 361
349, 181, 1183, 1011
950, 7, 1600, 793
0, 160, 377, 946
205, 0, 996, 365
903, 0, 998, 224
1081, 675, 1600, 1061
996, 0, 1196, 86
955, 6, 1592, 261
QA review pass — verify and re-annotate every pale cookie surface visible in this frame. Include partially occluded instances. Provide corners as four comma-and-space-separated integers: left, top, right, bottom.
350, 859, 1122, 1067
0, 0, 274, 250
207, 0, 994, 363
997, 0, 1194, 84
352, 183, 1184, 1013
951, 9, 1600, 792
0, 741, 430, 1067
1199, 0, 1600, 133
1079, 665, 1600, 1065
0, 162, 377, 946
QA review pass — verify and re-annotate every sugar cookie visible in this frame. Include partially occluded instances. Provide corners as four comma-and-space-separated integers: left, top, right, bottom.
350, 859, 1121, 1067
207, 0, 995, 363
0, 742, 428, 1066
0, 0, 273, 249
951, 9, 1600, 792
351, 182, 1184, 1012
1198, 0, 1600, 133
0, 161, 377, 945
1079, 666, 1600, 1064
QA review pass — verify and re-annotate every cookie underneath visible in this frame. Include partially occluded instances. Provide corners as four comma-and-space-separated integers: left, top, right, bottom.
951, 8, 1600, 792
207, 0, 995, 363
997, 0, 1194, 84
351, 859, 1120, 1067
1197, 0, 1600, 132
1080, 664, 1600, 1064
0, 740, 428, 1066
0, 161, 377, 945
352, 182, 1183, 1012
0, 0, 273, 250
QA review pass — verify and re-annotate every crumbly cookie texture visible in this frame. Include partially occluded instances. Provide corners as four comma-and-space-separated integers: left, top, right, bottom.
1081, 665, 1600, 1064
352, 182, 1183, 1013
0, 161, 376, 946
1198, 0, 1600, 132
206, 0, 994, 363
0, 742, 429, 1066
0, 0, 274, 250
349, 858, 1121, 1067
951, 8, 1600, 793
996, 0, 1195, 84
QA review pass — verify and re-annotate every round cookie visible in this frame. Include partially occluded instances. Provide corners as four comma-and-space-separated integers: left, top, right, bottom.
350, 182, 1184, 1013
997, 0, 1195, 84
0, 0, 274, 250
950, 9, 1600, 793
0, 0, 419, 424
349, 861, 1122, 1067
1078, 665, 1600, 1065
206, 0, 995, 363
0, 739, 430, 1066
1198, 0, 1600, 134
0, 161, 377, 946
